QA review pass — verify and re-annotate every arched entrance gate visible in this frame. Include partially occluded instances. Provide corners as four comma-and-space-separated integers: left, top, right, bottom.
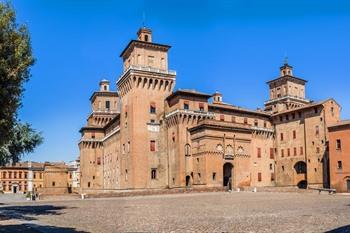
223, 163, 233, 188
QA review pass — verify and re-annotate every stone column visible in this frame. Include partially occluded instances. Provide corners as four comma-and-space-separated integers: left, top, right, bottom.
27, 161, 33, 193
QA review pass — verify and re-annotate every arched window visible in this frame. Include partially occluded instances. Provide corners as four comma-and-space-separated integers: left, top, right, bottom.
226, 145, 233, 155
294, 161, 307, 174
144, 35, 149, 42
216, 144, 223, 152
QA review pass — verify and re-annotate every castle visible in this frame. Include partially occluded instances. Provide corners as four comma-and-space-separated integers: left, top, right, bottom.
79, 27, 341, 193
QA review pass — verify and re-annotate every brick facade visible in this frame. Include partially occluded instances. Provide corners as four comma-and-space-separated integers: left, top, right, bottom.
79, 27, 342, 193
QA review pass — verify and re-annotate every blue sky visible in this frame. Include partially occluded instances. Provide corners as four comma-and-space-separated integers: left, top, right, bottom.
11, 0, 350, 162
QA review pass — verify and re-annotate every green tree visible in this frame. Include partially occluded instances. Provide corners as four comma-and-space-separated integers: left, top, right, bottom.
0, 3, 42, 165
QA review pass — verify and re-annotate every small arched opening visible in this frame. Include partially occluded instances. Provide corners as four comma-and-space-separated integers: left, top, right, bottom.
223, 163, 233, 187
294, 161, 307, 174
297, 180, 307, 189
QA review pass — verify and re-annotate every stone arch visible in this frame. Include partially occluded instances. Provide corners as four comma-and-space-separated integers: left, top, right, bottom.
294, 161, 307, 174
297, 180, 307, 189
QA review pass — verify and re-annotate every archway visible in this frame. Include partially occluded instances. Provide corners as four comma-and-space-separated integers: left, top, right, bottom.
344, 177, 350, 192
12, 183, 19, 194
297, 180, 307, 189
294, 161, 307, 174
186, 175, 191, 187
223, 163, 233, 187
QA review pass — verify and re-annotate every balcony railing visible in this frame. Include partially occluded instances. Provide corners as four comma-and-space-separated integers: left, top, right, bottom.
165, 109, 215, 119
121, 65, 176, 78
264, 95, 310, 105
92, 110, 119, 114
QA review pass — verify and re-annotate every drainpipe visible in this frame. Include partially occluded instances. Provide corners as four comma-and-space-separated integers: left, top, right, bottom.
303, 116, 308, 186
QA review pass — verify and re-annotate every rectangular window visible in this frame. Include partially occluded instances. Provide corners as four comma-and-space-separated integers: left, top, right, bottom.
150, 102, 156, 114
151, 168, 157, 179
199, 103, 204, 111
300, 147, 304, 155
231, 116, 236, 123
279, 116, 283, 122
150, 140, 156, 152
184, 101, 189, 110
258, 172, 262, 182
105, 100, 110, 110
336, 139, 341, 150
270, 148, 274, 159
257, 148, 261, 158
269, 163, 273, 170
316, 147, 320, 154
287, 148, 290, 157
280, 133, 284, 141
293, 130, 296, 139
294, 147, 297, 156
220, 115, 225, 121
281, 149, 284, 157
147, 55, 154, 65
254, 120, 258, 127
212, 172, 216, 181
244, 118, 248, 124
264, 121, 267, 128
337, 161, 343, 169
97, 157, 101, 165
315, 126, 320, 136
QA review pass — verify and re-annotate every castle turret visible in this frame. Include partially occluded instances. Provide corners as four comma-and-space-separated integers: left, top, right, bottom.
264, 61, 310, 113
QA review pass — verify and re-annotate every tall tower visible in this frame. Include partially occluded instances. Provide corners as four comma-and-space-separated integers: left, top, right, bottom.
117, 27, 176, 189
79, 79, 119, 190
264, 62, 310, 113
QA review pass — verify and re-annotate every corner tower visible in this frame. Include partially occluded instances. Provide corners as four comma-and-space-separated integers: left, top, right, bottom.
264, 62, 310, 113
117, 27, 176, 189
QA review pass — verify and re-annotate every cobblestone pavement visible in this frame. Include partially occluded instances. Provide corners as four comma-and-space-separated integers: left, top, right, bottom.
1, 192, 350, 233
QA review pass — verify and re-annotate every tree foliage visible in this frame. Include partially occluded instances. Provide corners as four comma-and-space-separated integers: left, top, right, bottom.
0, 3, 42, 165
0, 122, 43, 165
0, 3, 34, 146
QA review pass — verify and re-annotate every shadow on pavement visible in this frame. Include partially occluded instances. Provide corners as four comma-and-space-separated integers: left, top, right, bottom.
0, 205, 75, 221
326, 225, 350, 233
0, 223, 89, 233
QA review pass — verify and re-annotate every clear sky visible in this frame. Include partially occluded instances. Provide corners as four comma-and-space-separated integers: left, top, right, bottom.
11, 0, 350, 162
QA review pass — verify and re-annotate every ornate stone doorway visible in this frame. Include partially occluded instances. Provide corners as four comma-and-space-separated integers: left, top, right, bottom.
223, 163, 233, 187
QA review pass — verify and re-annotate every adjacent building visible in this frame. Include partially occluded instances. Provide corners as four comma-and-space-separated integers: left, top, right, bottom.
328, 121, 350, 192
0, 161, 80, 194
79, 27, 342, 193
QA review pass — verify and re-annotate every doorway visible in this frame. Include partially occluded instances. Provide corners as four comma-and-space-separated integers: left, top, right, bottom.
13, 186, 17, 194
186, 175, 191, 187
223, 163, 233, 187
347, 179, 350, 192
